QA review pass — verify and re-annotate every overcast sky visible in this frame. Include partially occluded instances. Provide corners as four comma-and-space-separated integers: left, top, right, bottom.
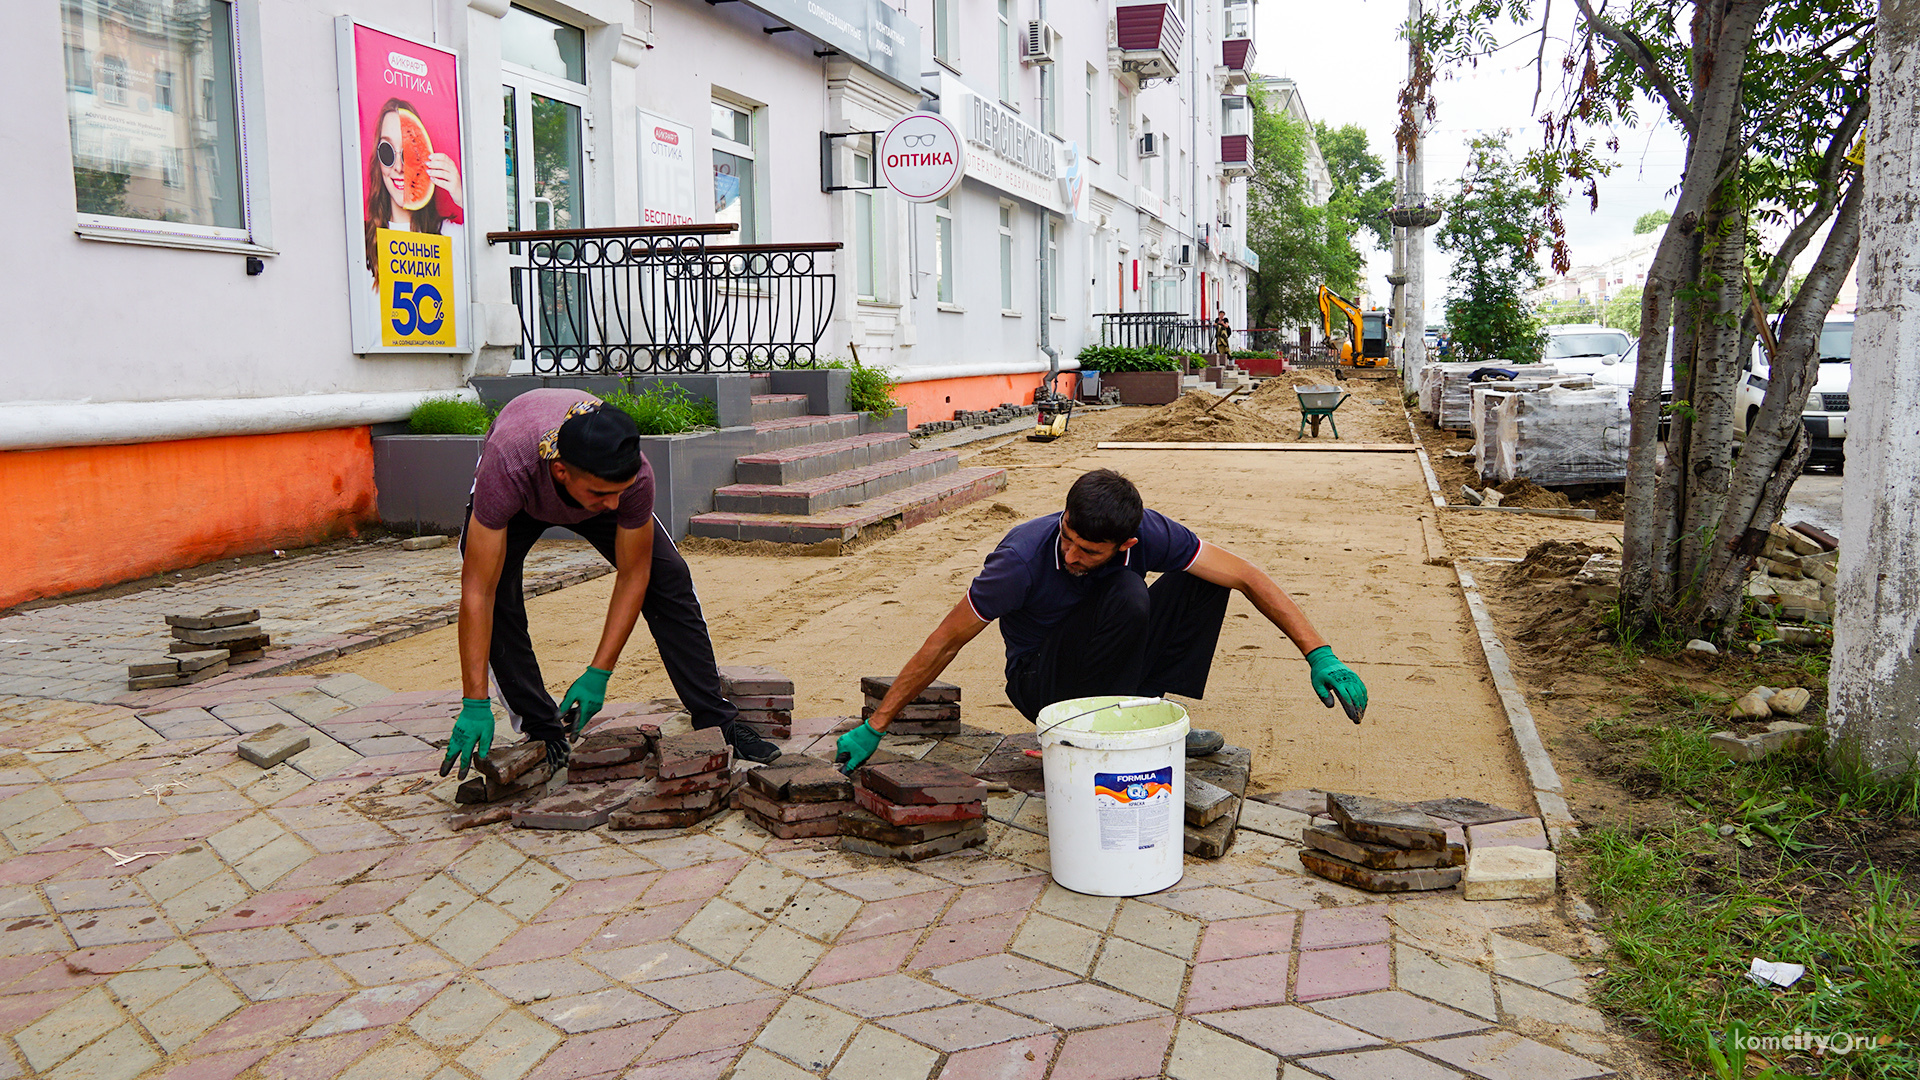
1255, 0, 1690, 321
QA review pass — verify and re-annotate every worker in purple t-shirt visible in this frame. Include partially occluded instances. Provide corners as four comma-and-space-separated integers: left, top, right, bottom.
834, 468, 1368, 771
440, 388, 781, 778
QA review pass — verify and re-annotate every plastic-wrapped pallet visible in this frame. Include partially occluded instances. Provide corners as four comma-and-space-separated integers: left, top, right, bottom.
1420, 363, 1490, 420
1437, 365, 1562, 429
1471, 387, 1518, 473
1490, 385, 1631, 486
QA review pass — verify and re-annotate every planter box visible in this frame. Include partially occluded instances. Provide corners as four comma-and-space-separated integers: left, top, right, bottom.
769, 368, 851, 418
859, 406, 910, 434
373, 424, 757, 540
472, 374, 756, 429
1103, 370, 1183, 405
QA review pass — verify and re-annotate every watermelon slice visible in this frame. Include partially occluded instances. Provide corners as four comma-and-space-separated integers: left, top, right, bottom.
394, 108, 435, 212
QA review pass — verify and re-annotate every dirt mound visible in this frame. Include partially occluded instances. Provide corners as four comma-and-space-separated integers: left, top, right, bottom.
1246, 369, 1350, 406
1505, 539, 1617, 582
978, 502, 1022, 522
1494, 479, 1573, 509
1109, 391, 1292, 443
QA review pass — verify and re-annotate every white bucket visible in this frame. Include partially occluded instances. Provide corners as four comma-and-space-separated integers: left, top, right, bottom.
1036, 696, 1190, 896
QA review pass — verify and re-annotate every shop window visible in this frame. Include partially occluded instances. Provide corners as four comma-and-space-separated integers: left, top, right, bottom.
934, 195, 955, 305
65, 1, 249, 238
504, 10, 589, 234
854, 150, 878, 300
1000, 202, 1017, 313
711, 97, 760, 243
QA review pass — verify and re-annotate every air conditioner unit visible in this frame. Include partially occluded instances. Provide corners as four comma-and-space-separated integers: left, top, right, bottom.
1024, 21, 1059, 63
1138, 131, 1161, 157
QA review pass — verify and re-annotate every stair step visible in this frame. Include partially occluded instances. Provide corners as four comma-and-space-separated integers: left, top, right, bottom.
748, 373, 774, 396
735, 432, 913, 486
691, 467, 1009, 547
753, 412, 863, 452
714, 450, 959, 515
750, 394, 812, 423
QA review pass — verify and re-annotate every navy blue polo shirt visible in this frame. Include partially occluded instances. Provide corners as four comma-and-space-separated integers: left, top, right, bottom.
967, 510, 1203, 672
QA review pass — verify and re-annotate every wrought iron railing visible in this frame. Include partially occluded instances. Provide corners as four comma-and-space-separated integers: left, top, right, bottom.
1097, 312, 1216, 353
487, 224, 840, 374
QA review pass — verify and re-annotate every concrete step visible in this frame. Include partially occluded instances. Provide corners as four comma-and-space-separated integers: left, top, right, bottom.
748, 373, 774, 396
713, 450, 960, 515
734, 432, 913, 486
752, 413, 863, 453
690, 467, 1009, 548
750, 394, 812, 423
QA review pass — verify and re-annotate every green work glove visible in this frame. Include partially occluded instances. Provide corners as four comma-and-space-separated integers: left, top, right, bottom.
441, 698, 495, 778
559, 666, 611, 735
1306, 646, 1368, 722
834, 722, 883, 774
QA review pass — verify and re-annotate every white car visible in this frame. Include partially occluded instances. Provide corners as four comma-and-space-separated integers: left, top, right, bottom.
1543, 324, 1634, 376
1736, 318, 1850, 470
1593, 332, 1674, 426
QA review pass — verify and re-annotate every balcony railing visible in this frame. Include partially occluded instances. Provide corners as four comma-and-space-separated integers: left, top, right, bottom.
1221, 134, 1254, 177
1222, 37, 1256, 84
1098, 312, 1212, 353
487, 224, 840, 375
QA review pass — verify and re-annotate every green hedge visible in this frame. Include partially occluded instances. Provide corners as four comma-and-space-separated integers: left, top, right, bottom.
408, 397, 495, 435
1075, 345, 1181, 373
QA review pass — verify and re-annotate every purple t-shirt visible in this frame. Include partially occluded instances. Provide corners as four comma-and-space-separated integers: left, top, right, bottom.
967, 510, 1202, 670
470, 389, 655, 530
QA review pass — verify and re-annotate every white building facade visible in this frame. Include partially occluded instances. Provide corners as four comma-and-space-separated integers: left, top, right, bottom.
2, 0, 1256, 604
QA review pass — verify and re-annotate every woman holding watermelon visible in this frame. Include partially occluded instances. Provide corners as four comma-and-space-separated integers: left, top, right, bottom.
362, 97, 465, 283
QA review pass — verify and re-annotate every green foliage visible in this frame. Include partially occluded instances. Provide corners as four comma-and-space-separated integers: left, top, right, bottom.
408, 396, 495, 435
602, 386, 718, 435
1535, 299, 1601, 326
1245, 83, 1363, 331
1602, 286, 1643, 335
1316, 122, 1396, 252
1434, 136, 1549, 364
1074, 345, 1179, 373
73, 167, 131, 218
845, 359, 899, 418
1633, 209, 1672, 235
1229, 350, 1276, 360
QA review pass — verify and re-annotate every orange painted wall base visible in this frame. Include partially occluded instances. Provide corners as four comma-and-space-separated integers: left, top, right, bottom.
0, 428, 379, 610
893, 371, 1078, 428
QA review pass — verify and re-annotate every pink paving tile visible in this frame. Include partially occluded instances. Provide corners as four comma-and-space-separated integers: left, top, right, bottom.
624, 1047, 739, 1080
0, 988, 81, 1035
531, 987, 674, 1034
526, 1019, 675, 1080
1185, 953, 1292, 1013
303, 977, 452, 1036
0, 850, 90, 887
185, 993, 349, 1055
254, 1028, 389, 1080
333, 944, 461, 986
1196, 913, 1299, 962
540, 874, 660, 922
1299, 904, 1390, 950
1295, 943, 1391, 1002
194, 889, 333, 933
841, 887, 953, 942
642, 860, 748, 905
479, 916, 605, 968
637, 969, 779, 1012
370, 837, 477, 878
0, 952, 60, 992
930, 955, 1080, 999
588, 901, 700, 951
11, 943, 158, 994
148, 1047, 270, 1080
1049, 1016, 1176, 1080
942, 877, 1046, 925
801, 928, 923, 989
635, 998, 782, 1062
937, 1033, 1057, 1080
295, 877, 426, 922
909, 911, 1022, 969
276, 849, 388, 889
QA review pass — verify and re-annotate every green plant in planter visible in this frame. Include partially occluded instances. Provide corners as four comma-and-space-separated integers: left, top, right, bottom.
1075, 344, 1180, 373
603, 385, 719, 435
780, 355, 900, 418
409, 396, 495, 435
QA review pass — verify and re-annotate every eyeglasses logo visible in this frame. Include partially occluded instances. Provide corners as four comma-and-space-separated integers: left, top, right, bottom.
902, 133, 939, 147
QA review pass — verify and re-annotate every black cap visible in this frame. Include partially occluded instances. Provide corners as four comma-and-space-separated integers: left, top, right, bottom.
556, 406, 641, 482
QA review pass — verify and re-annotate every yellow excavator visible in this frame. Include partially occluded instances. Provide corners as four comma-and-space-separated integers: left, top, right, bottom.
1318, 285, 1391, 368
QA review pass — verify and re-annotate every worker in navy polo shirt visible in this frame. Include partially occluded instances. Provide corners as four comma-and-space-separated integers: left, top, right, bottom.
837, 468, 1367, 769
440, 389, 782, 780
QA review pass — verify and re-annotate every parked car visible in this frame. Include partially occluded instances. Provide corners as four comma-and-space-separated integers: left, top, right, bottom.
1734, 318, 1849, 470
1543, 324, 1634, 375
1594, 332, 1675, 438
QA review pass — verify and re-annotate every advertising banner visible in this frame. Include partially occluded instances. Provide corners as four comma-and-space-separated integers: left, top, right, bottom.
931, 74, 1066, 213
877, 112, 965, 202
336, 19, 471, 353
639, 110, 698, 228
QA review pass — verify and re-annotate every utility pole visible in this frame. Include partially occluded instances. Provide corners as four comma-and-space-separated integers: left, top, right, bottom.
1403, 0, 1430, 386
1390, 150, 1407, 367
1829, 0, 1920, 778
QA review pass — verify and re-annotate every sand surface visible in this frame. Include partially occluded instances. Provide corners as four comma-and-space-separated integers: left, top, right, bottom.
314, 403, 1535, 807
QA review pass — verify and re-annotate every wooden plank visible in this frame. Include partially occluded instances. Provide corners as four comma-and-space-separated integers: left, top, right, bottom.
1440, 505, 1598, 520
1095, 441, 1416, 452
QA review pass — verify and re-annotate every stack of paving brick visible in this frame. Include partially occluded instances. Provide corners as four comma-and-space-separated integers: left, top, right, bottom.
720, 665, 793, 740
455, 724, 656, 807
860, 675, 961, 735
1298, 792, 1467, 893
736, 757, 854, 838
1184, 744, 1253, 858
610, 727, 734, 830
126, 606, 269, 689
842, 761, 987, 861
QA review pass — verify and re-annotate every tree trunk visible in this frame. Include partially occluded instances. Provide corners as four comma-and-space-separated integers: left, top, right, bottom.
1829, 0, 1920, 779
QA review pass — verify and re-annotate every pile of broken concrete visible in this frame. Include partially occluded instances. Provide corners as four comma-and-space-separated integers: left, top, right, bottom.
1712, 683, 1815, 762
1290, 792, 1557, 900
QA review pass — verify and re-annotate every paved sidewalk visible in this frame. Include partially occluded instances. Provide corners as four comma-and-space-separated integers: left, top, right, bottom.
0, 544, 1629, 1080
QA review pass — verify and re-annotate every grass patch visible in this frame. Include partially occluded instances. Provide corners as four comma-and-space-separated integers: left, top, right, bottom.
408, 396, 494, 435
603, 386, 718, 435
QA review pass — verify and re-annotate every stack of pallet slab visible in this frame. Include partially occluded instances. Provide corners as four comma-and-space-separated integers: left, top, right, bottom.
737, 757, 854, 838
611, 728, 734, 829
1483, 385, 1630, 486
128, 606, 270, 689
860, 676, 962, 735
720, 665, 793, 740
1299, 792, 1466, 892
843, 761, 988, 861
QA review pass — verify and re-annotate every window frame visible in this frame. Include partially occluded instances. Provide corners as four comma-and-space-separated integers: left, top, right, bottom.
1044, 214, 1061, 317
1084, 65, 1099, 162
853, 148, 879, 301
997, 0, 1014, 108
70, 0, 276, 256
999, 201, 1019, 315
932, 0, 958, 69
934, 195, 958, 308
709, 91, 766, 244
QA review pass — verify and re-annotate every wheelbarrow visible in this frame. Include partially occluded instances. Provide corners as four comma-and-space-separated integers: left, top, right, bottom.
1295, 385, 1350, 438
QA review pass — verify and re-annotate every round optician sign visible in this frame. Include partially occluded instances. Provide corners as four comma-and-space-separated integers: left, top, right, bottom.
877, 111, 966, 202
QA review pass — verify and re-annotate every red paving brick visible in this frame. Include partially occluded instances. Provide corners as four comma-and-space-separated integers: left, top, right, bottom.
1195, 913, 1299, 962
1294, 943, 1392, 1002
1185, 953, 1292, 1013
801, 929, 920, 988
909, 911, 1023, 969
636, 998, 781, 1062
1049, 1016, 1177, 1080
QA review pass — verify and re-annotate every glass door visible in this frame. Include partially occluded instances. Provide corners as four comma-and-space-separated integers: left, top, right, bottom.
502, 69, 589, 370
